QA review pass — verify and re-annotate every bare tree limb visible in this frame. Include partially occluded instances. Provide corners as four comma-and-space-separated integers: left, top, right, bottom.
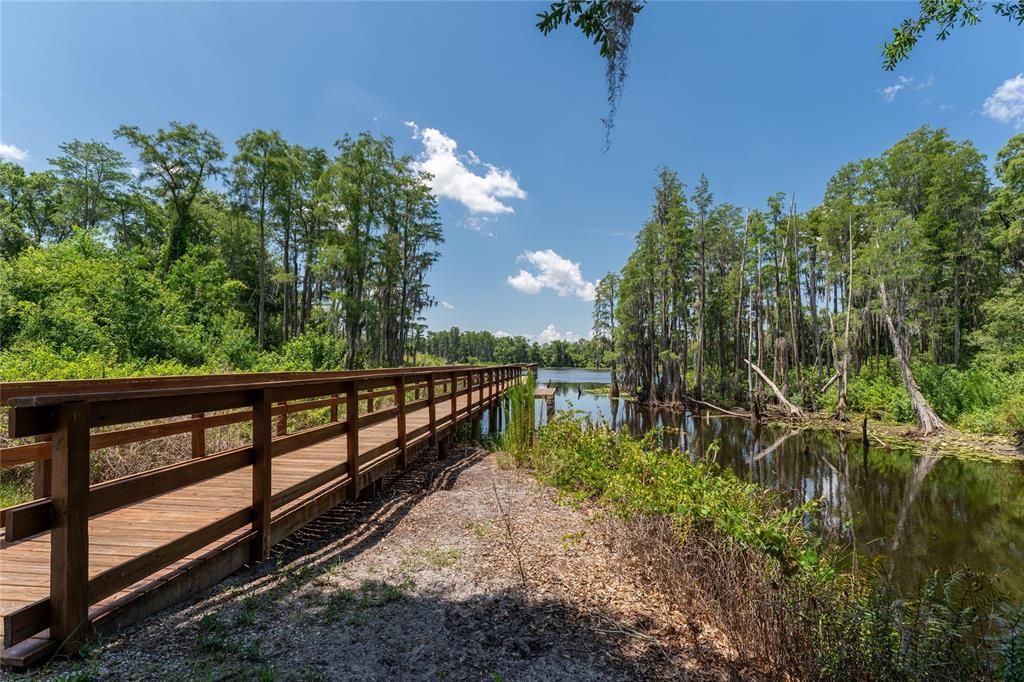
744, 359, 805, 418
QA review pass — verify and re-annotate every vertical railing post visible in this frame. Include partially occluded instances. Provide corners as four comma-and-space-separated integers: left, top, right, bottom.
449, 370, 457, 427
330, 394, 339, 422
190, 413, 206, 458
251, 390, 272, 562
50, 401, 90, 651
276, 401, 288, 437
427, 373, 437, 447
33, 434, 52, 498
346, 382, 360, 500
396, 376, 407, 468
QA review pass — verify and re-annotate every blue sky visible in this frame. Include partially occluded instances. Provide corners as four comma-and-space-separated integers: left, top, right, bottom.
2, 2, 1022, 342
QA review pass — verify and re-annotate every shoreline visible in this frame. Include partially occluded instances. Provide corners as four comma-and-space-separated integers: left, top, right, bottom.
582, 391, 1024, 461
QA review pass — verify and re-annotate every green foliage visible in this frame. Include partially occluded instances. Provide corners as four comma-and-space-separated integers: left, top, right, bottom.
273, 331, 347, 372
532, 414, 820, 570
0, 233, 256, 377
422, 326, 606, 369
882, 0, 1024, 70
822, 357, 1024, 439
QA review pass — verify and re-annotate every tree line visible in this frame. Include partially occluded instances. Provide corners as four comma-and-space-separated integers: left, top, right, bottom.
421, 327, 608, 369
0, 122, 443, 374
593, 127, 1024, 435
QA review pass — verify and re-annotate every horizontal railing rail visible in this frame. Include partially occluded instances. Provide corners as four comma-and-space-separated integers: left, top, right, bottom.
0, 363, 531, 658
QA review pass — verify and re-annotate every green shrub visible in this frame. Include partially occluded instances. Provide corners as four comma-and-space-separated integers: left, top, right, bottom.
532, 414, 820, 571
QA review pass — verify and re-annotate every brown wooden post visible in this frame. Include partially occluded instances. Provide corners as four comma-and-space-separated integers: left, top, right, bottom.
33, 434, 52, 499
396, 376, 407, 468
449, 370, 457, 428
330, 394, 339, 422
50, 401, 90, 651
347, 382, 361, 499
251, 390, 272, 563
366, 393, 374, 414
276, 402, 288, 437
427, 373, 437, 447
190, 413, 206, 458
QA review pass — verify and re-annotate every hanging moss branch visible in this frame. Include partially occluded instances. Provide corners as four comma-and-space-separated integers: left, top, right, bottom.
537, 0, 646, 149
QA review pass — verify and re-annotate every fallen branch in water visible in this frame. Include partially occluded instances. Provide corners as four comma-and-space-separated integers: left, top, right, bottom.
690, 398, 749, 419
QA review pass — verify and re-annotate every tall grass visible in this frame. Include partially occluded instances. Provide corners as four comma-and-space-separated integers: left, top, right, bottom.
499, 371, 535, 461
525, 413, 1024, 679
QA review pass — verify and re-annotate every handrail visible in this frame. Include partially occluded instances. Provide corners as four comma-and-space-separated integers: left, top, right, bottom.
0, 364, 498, 406
0, 364, 526, 657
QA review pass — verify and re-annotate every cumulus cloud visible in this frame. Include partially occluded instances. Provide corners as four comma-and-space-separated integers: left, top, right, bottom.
506, 249, 596, 301
440, 300, 455, 310
983, 74, 1024, 127
534, 324, 582, 344
0, 142, 29, 162
405, 121, 526, 214
490, 326, 587, 342
881, 75, 913, 102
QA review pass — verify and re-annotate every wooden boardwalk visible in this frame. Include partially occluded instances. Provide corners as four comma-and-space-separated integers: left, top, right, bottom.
0, 365, 530, 667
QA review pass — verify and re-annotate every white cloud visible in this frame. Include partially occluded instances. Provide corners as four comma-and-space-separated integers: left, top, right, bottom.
491, 326, 587, 343
881, 75, 913, 102
915, 74, 935, 90
983, 74, 1024, 127
506, 249, 596, 301
939, 103, 954, 111
534, 324, 584, 344
405, 121, 526, 214
0, 142, 29, 162
440, 300, 455, 310
464, 215, 497, 237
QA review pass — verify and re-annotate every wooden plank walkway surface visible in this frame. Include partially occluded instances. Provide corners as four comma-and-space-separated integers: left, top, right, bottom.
0, 365, 532, 667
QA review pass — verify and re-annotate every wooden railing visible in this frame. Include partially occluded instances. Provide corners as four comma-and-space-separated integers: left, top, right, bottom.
0, 364, 527, 655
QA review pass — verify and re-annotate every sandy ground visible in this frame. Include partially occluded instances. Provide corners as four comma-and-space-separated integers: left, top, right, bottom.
16, 447, 747, 682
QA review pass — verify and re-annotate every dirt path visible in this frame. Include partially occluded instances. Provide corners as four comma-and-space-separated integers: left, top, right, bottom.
19, 448, 746, 681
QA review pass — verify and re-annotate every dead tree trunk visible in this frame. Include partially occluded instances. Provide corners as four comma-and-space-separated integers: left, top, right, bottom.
835, 219, 854, 421
878, 281, 946, 435
745, 359, 805, 418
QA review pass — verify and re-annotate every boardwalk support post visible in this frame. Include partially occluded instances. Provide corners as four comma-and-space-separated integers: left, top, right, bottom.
396, 376, 407, 468
251, 390, 272, 562
427, 373, 437, 449
50, 401, 90, 651
347, 382, 360, 500
450, 370, 458, 431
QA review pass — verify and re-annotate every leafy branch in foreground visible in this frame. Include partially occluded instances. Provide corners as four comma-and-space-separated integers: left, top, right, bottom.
883, 0, 1024, 70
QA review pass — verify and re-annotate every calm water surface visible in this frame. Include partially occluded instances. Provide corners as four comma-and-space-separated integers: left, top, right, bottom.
535, 368, 1024, 600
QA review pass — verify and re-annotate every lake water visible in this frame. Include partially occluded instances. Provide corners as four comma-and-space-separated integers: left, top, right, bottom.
534, 368, 1024, 600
